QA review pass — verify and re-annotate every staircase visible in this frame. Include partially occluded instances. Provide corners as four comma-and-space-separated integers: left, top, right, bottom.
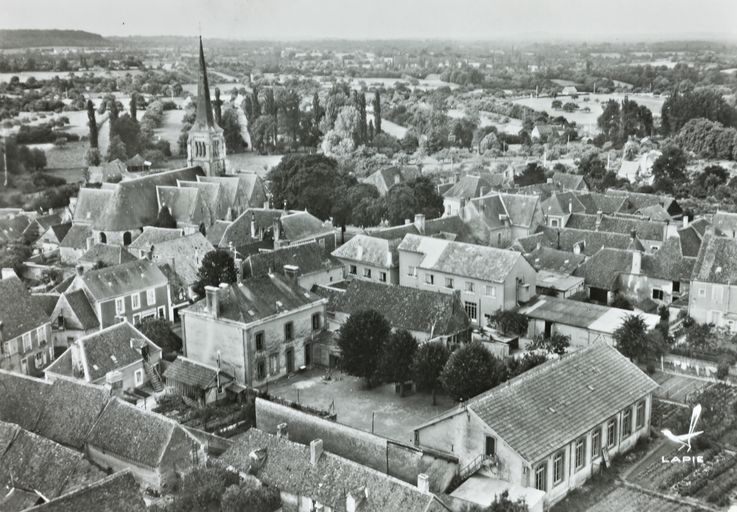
143, 361, 165, 392
458, 454, 486, 481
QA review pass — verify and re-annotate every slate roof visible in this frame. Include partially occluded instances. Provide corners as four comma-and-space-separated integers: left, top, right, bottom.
79, 243, 137, 266
317, 280, 470, 337
640, 236, 696, 282
198, 172, 268, 211
398, 234, 524, 283
677, 224, 704, 258
572, 192, 627, 215
218, 428, 449, 512
442, 175, 493, 199
0, 370, 50, 431
44, 223, 72, 243
32, 293, 59, 318
215, 208, 284, 248
636, 204, 672, 222
522, 228, 644, 256
183, 274, 326, 324
86, 398, 199, 468
467, 193, 540, 229
280, 211, 334, 242
156, 186, 210, 227
466, 344, 658, 463
205, 220, 230, 246
127, 226, 184, 252
93, 167, 203, 231
541, 192, 586, 217
605, 189, 682, 217
245, 241, 342, 278
565, 213, 666, 242
0, 277, 50, 341
363, 166, 422, 195
367, 216, 480, 245
692, 234, 737, 285
178, 179, 228, 219
149, 233, 214, 286
62, 289, 99, 330
550, 172, 586, 191
0, 215, 31, 243
163, 356, 232, 390
73, 189, 114, 224
331, 235, 399, 268
59, 224, 92, 250
713, 211, 737, 237
574, 248, 637, 290
23, 471, 146, 512
523, 247, 585, 274
79, 259, 168, 301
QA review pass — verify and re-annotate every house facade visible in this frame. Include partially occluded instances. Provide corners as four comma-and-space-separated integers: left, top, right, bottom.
689, 234, 737, 331
180, 274, 329, 387
398, 234, 536, 326
331, 234, 400, 285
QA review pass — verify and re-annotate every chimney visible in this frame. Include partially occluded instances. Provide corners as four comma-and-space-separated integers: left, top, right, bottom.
276, 422, 288, 439
75, 265, 84, 276
283, 199, 288, 214
250, 212, 257, 239
86, 236, 94, 251
263, 199, 270, 209
225, 207, 233, 222
632, 250, 641, 275
414, 213, 425, 234
205, 285, 220, 318
273, 218, 281, 243
310, 439, 323, 466
682, 216, 689, 229
147, 245, 154, 261
595, 210, 603, 230
346, 486, 368, 512
478, 186, 487, 198
394, 174, 401, 185
283, 264, 299, 284
568, 200, 573, 214
630, 229, 637, 241
556, 230, 561, 250
454, 171, 461, 183
417, 473, 430, 494
247, 448, 268, 474
404, 218, 411, 225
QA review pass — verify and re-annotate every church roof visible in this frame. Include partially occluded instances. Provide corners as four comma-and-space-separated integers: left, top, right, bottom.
194, 37, 216, 130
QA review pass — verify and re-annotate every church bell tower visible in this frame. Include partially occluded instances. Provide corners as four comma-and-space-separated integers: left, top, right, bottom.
187, 37, 227, 176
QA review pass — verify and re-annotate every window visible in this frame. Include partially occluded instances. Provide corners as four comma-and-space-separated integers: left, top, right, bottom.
36, 326, 46, 342
22, 332, 32, 352
553, 451, 565, 485
349, 265, 357, 275
652, 289, 663, 301
464, 301, 477, 321
636, 401, 645, 429
2, 341, 11, 358
407, 265, 416, 277
673, 281, 681, 294
318, 238, 325, 248
147, 288, 156, 305
445, 277, 454, 289
698, 287, 706, 297
158, 306, 165, 319
607, 418, 617, 448
591, 428, 601, 459
115, 297, 125, 315
255, 331, 265, 351
622, 407, 632, 438
363, 268, 372, 278
269, 353, 278, 375
48, 347, 54, 362
20, 358, 28, 375
425, 273, 435, 285
465, 282, 474, 293
312, 313, 321, 331
713, 285, 723, 303
257, 360, 266, 380
379, 272, 387, 283
485, 436, 496, 457
132, 314, 140, 325
131, 293, 140, 310
134, 369, 144, 386
284, 322, 294, 341
485, 285, 496, 298
534, 464, 547, 491
575, 437, 586, 470
34, 351, 44, 368
551, 219, 559, 227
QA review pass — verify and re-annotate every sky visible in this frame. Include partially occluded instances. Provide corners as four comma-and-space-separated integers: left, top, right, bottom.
1, 0, 736, 41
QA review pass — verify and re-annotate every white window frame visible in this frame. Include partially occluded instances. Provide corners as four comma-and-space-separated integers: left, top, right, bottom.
134, 369, 144, 386
22, 332, 32, 352
607, 418, 617, 448
379, 271, 387, 283
591, 428, 601, 459
146, 288, 156, 306
20, 358, 28, 375
34, 351, 44, 368
408, 265, 416, 276
622, 407, 632, 438
465, 281, 474, 293
36, 326, 46, 342
349, 265, 357, 275
115, 297, 125, 315
575, 437, 586, 470
652, 288, 663, 301
534, 464, 546, 491
445, 277, 454, 289
363, 268, 372, 278
553, 451, 564, 485
464, 301, 478, 321
485, 285, 496, 298
636, 401, 645, 429
425, 273, 434, 285
131, 293, 140, 310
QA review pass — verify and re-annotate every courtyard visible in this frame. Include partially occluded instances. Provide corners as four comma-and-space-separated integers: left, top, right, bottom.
266, 368, 456, 444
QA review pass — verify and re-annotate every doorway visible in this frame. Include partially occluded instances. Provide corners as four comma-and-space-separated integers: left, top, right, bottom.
286, 348, 294, 373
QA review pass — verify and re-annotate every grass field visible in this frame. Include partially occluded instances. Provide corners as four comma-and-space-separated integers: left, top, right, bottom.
156, 109, 186, 156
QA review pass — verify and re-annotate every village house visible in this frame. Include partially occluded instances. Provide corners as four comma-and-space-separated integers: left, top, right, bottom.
363, 165, 422, 196
58, 224, 93, 265
541, 192, 587, 228
314, 279, 471, 348
514, 227, 646, 257
180, 273, 329, 387
462, 193, 544, 248
519, 296, 660, 348
155, 185, 215, 234
603, 189, 684, 220
564, 212, 675, 252
78, 242, 137, 270
0, 277, 54, 376
0, 212, 32, 244
713, 211, 737, 239
413, 344, 658, 507
67, 259, 171, 328
163, 356, 235, 406
522, 246, 585, 298
550, 172, 588, 192
49, 288, 100, 346
442, 174, 494, 217
331, 234, 401, 285
216, 428, 450, 512
689, 234, 737, 331
243, 240, 343, 290
398, 234, 536, 326
127, 226, 185, 257
34, 222, 71, 257
45, 321, 162, 392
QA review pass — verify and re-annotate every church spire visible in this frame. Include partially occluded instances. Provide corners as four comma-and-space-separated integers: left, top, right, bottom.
195, 36, 216, 128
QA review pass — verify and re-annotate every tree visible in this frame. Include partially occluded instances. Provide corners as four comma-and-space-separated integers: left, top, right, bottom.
86, 99, 98, 149
250, 115, 277, 153
164, 466, 240, 512
192, 249, 237, 297
488, 311, 528, 335
85, 147, 101, 166
221, 483, 281, 512
129, 93, 137, 122
321, 105, 361, 157
487, 490, 528, 512
110, 114, 141, 158
652, 144, 688, 193
373, 90, 382, 134
221, 107, 246, 153
154, 205, 177, 228
337, 310, 391, 386
441, 343, 506, 401
408, 176, 444, 219
514, 162, 546, 187
528, 333, 570, 356
380, 330, 418, 396
613, 314, 665, 362
105, 134, 127, 162
661, 88, 737, 135
384, 184, 418, 226
213, 88, 223, 126
137, 317, 182, 354
412, 341, 450, 405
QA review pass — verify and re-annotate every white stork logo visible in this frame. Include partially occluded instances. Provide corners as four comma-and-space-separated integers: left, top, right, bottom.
662, 404, 703, 452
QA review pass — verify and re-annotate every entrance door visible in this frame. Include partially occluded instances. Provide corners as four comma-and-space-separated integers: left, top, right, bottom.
544, 321, 553, 338
304, 343, 312, 366
286, 348, 294, 373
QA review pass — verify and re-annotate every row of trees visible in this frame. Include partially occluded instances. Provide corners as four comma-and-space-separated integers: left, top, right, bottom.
661, 87, 737, 135
597, 97, 654, 146
673, 117, 737, 161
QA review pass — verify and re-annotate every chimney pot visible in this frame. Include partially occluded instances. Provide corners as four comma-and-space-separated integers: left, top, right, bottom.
682, 216, 689, 229
205, 285, 220, 317
76, 265, 84, 276
86, 236, 94, 251
417, 473, 430, 494
310, 439, 323, 466
283, 264, 299, 284
276, 422, 288, 439
414, 213, 425, 234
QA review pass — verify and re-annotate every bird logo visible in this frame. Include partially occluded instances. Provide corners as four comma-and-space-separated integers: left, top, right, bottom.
662, 404, 703, 452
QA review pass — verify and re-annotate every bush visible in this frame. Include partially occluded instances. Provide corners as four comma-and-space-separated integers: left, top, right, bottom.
717, 360, 731, 380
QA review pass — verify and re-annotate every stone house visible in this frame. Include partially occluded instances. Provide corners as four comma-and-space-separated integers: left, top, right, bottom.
49, 289, 100, 347
462, 193, 544, 248
689, 234, 737, 331
243, 240, 343, 290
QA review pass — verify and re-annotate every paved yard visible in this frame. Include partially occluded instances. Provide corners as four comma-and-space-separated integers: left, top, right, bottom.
652, 372, 711, 404
266, 368, 456, 444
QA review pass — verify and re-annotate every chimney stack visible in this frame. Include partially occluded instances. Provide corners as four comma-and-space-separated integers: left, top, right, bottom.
568, 200, 573, 214
310, 439, 323, 466
682, 216, 689, 229
283, 264, 299, 284
454, 171, 461, 183
273, 218, 281, 243
414, 213, 425, 235
346, 486, 368, 512
417, 473, 430, 494
250, 212, 257, 239
205, 285, 220, 318
276, 422, 288, 439
86, 236, 94, 251
595, 210, 603, 230
75, 265, 84, 276
632, 250, 641, 275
